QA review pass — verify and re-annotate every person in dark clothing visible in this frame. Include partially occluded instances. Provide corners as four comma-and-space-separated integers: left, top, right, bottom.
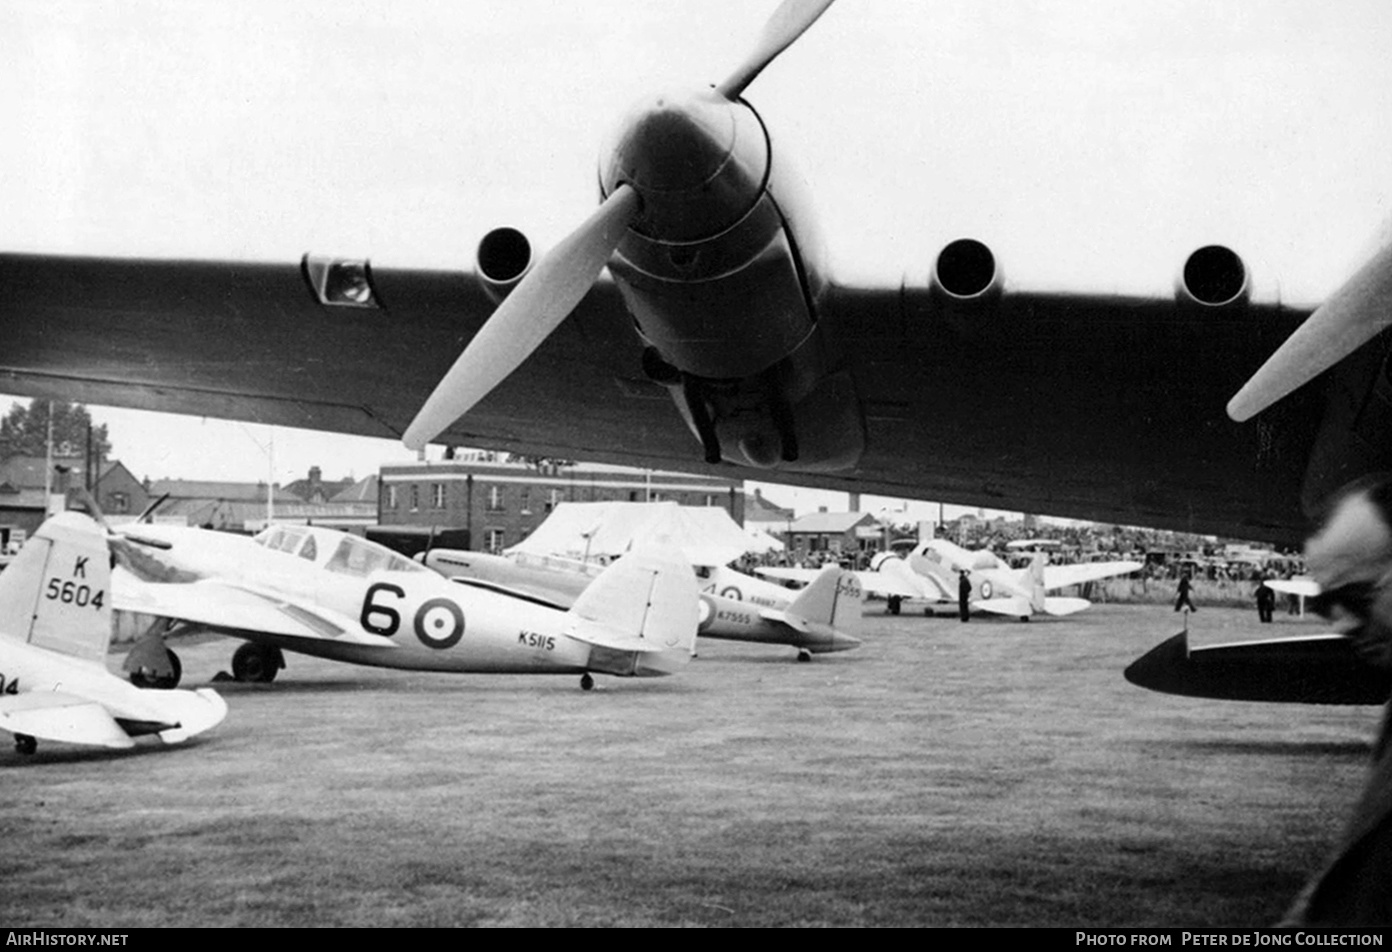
1256, 577, 1276, 623
1280, 479, 1392, 925
958, 569, 971, 622
1174, 571, 1197, 612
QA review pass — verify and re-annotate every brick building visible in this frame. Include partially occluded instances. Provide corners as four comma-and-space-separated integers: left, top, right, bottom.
379, 454, 744, 553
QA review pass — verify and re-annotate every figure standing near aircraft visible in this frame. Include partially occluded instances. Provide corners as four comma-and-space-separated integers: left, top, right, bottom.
958, 570, 971, 623
1173, 572, 1197, 613
1255, 576, 1276, 623
1280, 479, 1392, 926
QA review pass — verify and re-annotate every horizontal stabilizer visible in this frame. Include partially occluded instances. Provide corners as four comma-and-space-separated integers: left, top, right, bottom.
154, 688, 229, 744
1265, 578, 1320, 598
1124, 631, 1391, 705
566, 618, 671, 654
0, 693, 136, 749
1042, 596, 1090, 617
973, 596, 1033, 617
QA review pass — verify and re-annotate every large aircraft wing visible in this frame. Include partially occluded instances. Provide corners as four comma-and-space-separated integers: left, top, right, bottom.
112, 569, 387, 647
0, 252, 1327, 544
757, 561, 944, 600
1124, 630, 1390, 705
1041, 560, 1142, 591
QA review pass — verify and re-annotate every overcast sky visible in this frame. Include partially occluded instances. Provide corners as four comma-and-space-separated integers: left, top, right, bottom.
4, 0, 1391, 518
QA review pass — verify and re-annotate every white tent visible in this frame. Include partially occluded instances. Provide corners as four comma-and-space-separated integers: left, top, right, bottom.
509, 501, 756, 567
744, 525, 785, 553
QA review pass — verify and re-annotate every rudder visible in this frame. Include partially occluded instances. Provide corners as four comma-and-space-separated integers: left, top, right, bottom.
787, 566, 863, 633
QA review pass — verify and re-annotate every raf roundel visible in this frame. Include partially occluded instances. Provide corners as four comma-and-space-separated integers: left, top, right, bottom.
414, 598, 465, 649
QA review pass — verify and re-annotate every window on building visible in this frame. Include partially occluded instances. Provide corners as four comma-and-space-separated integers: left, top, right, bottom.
108, 492, 129, 514
386, 485, 397, 509
704, 495, 715, 507
485, 528, 505, 553
410, 485, 420, 511
432, 483, 445, 509
487, 485, 504, 511
546, 489, 560, 512
520, 488, 531, 515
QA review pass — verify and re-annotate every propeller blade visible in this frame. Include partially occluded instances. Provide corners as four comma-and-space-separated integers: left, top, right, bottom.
716, 0, 835, 100
1228, 241, 1392, 421
403, 183, 641, 451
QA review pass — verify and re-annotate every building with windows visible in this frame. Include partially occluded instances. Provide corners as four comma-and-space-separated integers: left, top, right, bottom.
784, 510, 884, 563
379, 453, 744, 553
0, 455, 148, 549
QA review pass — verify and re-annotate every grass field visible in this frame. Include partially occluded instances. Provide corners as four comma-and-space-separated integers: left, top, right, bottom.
0, 604, 1377, 927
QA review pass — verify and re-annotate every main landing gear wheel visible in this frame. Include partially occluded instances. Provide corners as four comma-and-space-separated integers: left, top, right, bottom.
887, 596, 902, 616
14, 734, 36, 755
232, 643, 284, 683
579, 673, 595, 691
797, 650, 812, 663
130, 649, 182, 690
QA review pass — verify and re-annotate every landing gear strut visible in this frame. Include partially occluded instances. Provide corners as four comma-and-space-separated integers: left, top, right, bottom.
579, 673, 595, 691
232, 643, 284, 683
14, 733, 36, 755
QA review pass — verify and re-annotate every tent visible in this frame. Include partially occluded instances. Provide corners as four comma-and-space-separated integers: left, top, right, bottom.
509, 501, 756, 567
744, 525, 786, 553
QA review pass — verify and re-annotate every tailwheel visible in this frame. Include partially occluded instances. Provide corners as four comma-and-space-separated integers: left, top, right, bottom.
796, 649, 812, 663
14, 734, 36, 755
232, 643, 284, 683
130, 649, 182, 689
579, 673, 595, 691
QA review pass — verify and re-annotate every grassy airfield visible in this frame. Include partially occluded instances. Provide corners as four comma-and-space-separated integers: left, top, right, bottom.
0, 603, 1376, 928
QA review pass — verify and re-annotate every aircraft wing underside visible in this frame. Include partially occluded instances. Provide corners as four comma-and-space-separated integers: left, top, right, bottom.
113, 571, 382, 646
1, 252, 1364, 544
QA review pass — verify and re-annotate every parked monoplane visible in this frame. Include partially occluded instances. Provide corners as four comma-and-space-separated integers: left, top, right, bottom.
113, 523, 698, 691
0, 512, 227, 754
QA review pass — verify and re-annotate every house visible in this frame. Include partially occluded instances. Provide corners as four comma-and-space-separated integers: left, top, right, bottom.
784, 510, 883, 562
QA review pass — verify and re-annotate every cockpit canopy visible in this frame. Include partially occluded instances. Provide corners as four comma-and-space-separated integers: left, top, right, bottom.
253, 526, 424, 577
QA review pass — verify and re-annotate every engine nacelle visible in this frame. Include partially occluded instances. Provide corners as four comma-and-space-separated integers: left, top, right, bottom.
1176, 244, 1249, 308
930, 238, 1004, 306
475, 227, 533, 305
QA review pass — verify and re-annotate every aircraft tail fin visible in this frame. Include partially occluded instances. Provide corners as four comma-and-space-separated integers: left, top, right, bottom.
760, 566, 863, 653
786, 566, 863, 632
566, 547, 699, 677
0, 512, 112, 665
